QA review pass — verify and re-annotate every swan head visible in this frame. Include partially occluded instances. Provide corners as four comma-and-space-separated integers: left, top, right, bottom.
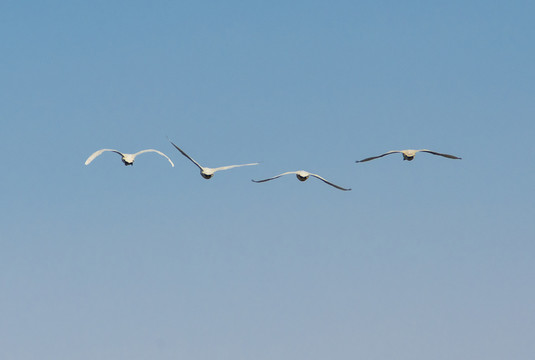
121, 155, 135, 166
201, 168, 214, 179
295, 171, 310, 182
402, 150, 416, 161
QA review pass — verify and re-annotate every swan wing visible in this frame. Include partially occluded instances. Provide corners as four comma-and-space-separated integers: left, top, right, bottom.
310, 173, 351, 191
133, 149, 175, 167
355, 150, 401, 163
251, 171, 297, 183
418, 149, 462, 160
212, 162, 259, 173
168, 139, 203, 170
85, 149, 123, 165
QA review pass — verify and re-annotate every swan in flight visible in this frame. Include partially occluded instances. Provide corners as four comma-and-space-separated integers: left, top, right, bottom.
85, 149, 174, 167
168, 139, 258, 179
252, 170, 351, 191
356, 149, 462, 163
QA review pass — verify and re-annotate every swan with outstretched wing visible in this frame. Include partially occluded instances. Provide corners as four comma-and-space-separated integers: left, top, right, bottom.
356, 149, 461, 163
85, 148, 174, 167
252, 170, 351, 191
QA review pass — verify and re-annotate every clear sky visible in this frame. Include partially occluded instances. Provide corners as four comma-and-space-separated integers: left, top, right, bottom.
1, 1, 534, 359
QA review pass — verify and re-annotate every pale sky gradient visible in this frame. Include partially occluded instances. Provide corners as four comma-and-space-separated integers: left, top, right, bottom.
1, 1, 534, 359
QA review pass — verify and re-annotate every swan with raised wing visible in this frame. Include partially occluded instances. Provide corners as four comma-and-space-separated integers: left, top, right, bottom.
168, 139, 258, 179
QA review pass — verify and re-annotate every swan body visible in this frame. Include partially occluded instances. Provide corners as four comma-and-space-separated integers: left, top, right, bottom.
252, 170, 351, 191
168, 139, 258, 179
356, 149, 461, 163
85, 149, 174, 167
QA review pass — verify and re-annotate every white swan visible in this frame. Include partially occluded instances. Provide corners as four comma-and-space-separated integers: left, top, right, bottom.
85, 149, 174, 167
168, 139, 258, 179
356, 149, 462, 163
252, 170, 351, 191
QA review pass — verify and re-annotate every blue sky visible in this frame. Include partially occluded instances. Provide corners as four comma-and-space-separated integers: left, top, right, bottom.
1, 1, 534, 359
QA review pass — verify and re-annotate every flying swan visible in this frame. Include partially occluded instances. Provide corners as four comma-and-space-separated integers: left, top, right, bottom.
356, 149, 462, 163
85, 149, 174, 167
168, 139, 258, 179
252, 170, 351, 191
